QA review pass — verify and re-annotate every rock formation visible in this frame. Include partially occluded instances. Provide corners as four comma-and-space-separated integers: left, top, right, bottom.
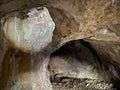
0, 0, 120, 90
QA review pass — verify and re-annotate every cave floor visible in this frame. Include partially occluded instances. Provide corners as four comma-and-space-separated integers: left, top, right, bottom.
51, 77, 116, 90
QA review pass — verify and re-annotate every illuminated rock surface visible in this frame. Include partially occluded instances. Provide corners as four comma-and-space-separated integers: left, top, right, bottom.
3, 7, 55, 52
0, 0, 120, 90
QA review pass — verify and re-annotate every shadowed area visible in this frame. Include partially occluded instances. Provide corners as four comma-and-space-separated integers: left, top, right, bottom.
0, 0, 120, 90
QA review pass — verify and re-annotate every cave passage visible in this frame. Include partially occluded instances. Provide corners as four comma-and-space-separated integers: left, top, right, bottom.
48, 39, 117, 89
49, 39, 103, 81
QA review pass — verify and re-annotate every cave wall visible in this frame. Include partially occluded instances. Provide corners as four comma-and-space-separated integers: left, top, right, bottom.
0, 0, 120, 90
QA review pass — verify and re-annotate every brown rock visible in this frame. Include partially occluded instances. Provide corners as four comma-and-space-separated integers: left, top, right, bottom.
0, 0, 120, 90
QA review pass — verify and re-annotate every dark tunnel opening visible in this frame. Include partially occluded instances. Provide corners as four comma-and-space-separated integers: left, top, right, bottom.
48, 39, 117, 89
49, 39, 102, 78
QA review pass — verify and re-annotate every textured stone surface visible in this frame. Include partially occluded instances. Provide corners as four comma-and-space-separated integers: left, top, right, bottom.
0, 0, 120, 90
0, 7, 54, 90
3, 7, 55, 52
52, 78, 115, 90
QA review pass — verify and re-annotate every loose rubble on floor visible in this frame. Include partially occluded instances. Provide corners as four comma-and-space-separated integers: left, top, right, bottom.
52, 77, 116, 90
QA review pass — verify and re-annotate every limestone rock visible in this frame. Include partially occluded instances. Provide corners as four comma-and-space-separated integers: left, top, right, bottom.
3, 7, 55, 52
0, 0, 120, 90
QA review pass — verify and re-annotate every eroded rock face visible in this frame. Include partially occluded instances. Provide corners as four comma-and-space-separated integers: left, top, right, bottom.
0, 7, 55, 90
0, 0, 120, 90
3, 7, 55, 52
